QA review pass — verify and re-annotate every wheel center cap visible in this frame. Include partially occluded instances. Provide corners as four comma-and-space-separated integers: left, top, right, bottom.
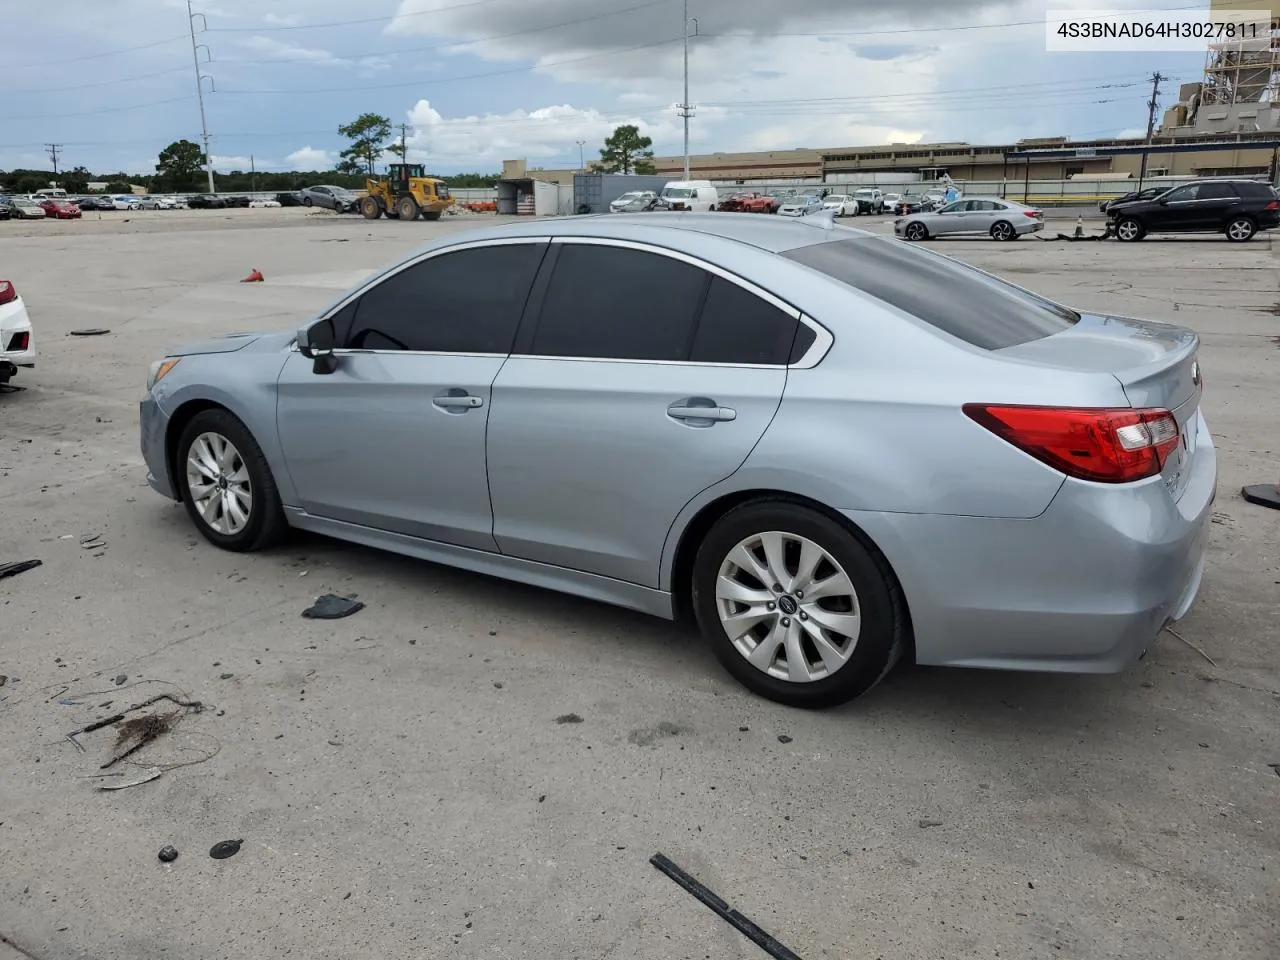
218, 476, 228, 490
778, 595, 799, 616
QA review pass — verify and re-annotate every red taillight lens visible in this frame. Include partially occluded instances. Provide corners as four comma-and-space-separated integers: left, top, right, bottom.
0, 280, 15, 306
1265, 200, 1278, 210
7, 332, 28, 351
963, 404, 1181, 483
1024, 210, 1042, 218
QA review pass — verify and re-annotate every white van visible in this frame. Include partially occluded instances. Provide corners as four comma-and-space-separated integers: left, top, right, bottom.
659, 180, 720, 212
35, 188, 68, 199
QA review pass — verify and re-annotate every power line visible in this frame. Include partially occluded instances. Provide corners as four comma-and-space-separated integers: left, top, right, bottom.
8, 33, 189, 69
45, 143, 63, 175
205, 0, 518, 33
1, 95, 197, 122
11, 66, 191, 96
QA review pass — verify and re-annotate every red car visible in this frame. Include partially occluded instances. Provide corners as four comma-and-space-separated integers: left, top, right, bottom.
717, 192, 779, 214
37, 198, 82, 219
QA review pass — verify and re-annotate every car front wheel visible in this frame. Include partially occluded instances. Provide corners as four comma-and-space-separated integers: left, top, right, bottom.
691, 501, 906, 708
1225, 216, 1256, 242
177, 409, 286, 552
1115, 217, 1145, 242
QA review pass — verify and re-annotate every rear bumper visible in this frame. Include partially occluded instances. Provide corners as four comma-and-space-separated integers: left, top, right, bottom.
846, 410, 1217, 673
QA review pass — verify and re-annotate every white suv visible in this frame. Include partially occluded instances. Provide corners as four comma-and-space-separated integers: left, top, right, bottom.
0, 279, 35, 385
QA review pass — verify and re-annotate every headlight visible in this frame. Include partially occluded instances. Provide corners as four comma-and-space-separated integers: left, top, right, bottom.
148, 357, 181, 390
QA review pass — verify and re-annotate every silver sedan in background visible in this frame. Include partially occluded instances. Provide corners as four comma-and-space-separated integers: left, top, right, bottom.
895, 197, 1045, 241
139, 215, 1213, 709
298, 185, 360, 212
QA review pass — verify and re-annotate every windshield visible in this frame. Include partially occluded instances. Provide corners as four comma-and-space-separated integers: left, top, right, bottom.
615, 192, 644, 202
663, 188, 694, 198
853, 191, 877, 198
783, 237, 1079, 350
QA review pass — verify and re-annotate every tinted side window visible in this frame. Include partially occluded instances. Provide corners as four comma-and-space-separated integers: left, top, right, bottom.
690, 277, 800, 365
1198, 183, 1239, 200
784, 237, 1078, 350
1165, 185, 1200, 202
531, 244, 707, 361
346, 243, 545, 353
1234, 181, 1273, 199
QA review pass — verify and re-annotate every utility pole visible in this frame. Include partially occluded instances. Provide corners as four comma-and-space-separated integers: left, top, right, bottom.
45, 143, 62, 186
1137, 71, 1164, 190
676, 0, 698, 180
187, 0, 215, 193
250, 154, 256, 193
576, 140, 586, 172
398, 123, 410, 162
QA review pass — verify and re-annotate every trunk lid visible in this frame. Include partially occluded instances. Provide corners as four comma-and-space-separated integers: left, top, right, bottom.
997, 313, 1202, 499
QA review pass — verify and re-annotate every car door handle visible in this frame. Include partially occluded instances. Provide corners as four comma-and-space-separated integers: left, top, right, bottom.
433, 394, 483, 409
667, 402, 737, 423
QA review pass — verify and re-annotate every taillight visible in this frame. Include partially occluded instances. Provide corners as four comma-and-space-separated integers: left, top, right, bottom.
1264, 200, 1278, 211
0, 280, 15, 306
7, 331, 28, 352
963, 404, 1181, 484
1024, 210, 1042, 218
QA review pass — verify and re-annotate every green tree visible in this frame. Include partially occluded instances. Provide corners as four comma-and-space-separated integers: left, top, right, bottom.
62, 166, 91, 193
155, 139, 206, 191
598, 125, 655, 175
104, 180, 134, 193
337, 113, 393, 175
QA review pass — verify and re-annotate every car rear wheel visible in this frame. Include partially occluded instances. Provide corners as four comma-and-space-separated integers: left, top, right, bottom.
990, 220, 1016, 241
177, 409, 286, 553
1225, 216, 1256, 242
1115, 217, 1145, 242
903, 221, 928, 241
691, 501, 906, 708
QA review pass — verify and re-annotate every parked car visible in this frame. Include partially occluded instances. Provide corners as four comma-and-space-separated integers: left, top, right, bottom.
777, 194, 824, 217
657, 181, 719, 212
716, 192, 758, 213
822, 194, 860, 216
895, 197, 1044, 241
138, 213, 1215, 708
1099, 186, 1166, 213
1108, 179, 1279, 242
850, 188, 885, 215
186, 194, 228, 209
299, 185, 359, 212
276, 191, 305, 207
9, 198, 47, 219
76, 196, 114, 211
609, 190, 660, 213
219, 195, 250, 208
922, 192, 948, 211
109, 195, 141, 210
137, 197, 163, 210
893, 196, 927, 215
882, 192, 903, 210
249, 198, 282, 208
0, 197, 16, 220
36, 198, 82, 219
0, 278, 35, 385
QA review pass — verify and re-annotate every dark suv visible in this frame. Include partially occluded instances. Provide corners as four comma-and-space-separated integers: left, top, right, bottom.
1109, 178, 1279, 242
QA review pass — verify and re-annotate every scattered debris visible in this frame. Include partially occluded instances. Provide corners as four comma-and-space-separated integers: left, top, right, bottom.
69, 328, 111, 336
738, 726, 749, 732
240, 268, 264, 283
0, 676, 7, 687
209, 839, 243, 860
219, 673, 234, 680
1266, 763, 1280, 779
100, 767, 163, 790
777, 735, 793, 744
302, 594, 365, 619
555, 713, 584, 725
493, 682, 503, 689
1165, 627, 1217, 667
628, 722, 685, 746
158, 845, 179, 862
650, 853, 803, 960
102, 712, 179, 768
327, 740, 343, 747
65, 692, 203, 756
918, 819, 944, 829
114, 674, 127, 686
1199, 742, 1210, 749
0, 559, 41, 581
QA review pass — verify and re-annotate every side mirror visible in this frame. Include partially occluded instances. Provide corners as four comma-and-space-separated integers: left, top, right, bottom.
297, 321, 337, 374
1158, 198, 1169, 205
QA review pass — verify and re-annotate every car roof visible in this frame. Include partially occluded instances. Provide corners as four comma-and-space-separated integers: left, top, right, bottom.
421, 212, 874, 255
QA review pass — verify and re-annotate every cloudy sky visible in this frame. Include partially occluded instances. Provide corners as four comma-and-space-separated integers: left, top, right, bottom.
4, 0, 1209, 175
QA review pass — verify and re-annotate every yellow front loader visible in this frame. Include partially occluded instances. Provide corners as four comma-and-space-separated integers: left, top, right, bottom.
360, 163, 454, 221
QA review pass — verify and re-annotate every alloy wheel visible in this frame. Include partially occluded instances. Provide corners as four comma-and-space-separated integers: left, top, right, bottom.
1116, 220, 1141, 241
714, 531, 862, 684
1227, 218, 1254, 241
992, 221, 1013, 240
185, 432, 253, 536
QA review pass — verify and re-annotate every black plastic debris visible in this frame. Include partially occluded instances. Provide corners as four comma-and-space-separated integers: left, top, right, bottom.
777, 735, 793, 744
158, 845, 178, 863
555, 713, 584, 725
69, 328, 111, 336
209, 839, 242, 860
0, 559, 41, 581
302, 594, 365, 620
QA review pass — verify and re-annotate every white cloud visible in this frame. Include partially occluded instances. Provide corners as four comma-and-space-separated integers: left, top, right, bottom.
210, 154, 255, 171
237, 35, 351, 67
263, 12, 301, 25
1114, 126, 1146, 138
286, 146, 332, 169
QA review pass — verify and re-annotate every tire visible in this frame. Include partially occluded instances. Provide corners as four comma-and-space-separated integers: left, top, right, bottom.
990, 220, 1016, 241
302, 197, 312, 207
1225, 216, 1256, 242
360, 197, 382, 220
396, 195, 421, 221
903, 221, 928, 241
1115, 217, 1145, 242
176, 409, 286, 553
691, 500, 906, 708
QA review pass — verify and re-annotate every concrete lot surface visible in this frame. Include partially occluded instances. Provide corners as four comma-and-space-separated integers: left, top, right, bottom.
1, 208, 1277, 960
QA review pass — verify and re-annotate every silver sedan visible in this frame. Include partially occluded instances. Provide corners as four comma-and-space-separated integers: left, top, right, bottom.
895, 197, 1045, 241
139, 214, 1213, 708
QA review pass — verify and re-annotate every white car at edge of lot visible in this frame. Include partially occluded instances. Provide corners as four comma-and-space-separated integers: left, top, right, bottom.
822, 194, 859, 216
0, 279, 35, 384
249, 198, 282, 208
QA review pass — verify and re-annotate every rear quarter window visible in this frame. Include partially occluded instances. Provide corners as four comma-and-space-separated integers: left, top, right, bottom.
783, 237, 1079, 350
1234, 181, 1275, 199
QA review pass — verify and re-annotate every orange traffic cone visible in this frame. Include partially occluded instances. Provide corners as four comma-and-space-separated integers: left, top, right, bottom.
1242, 471, 1280, 510
240, 268, 264, 283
